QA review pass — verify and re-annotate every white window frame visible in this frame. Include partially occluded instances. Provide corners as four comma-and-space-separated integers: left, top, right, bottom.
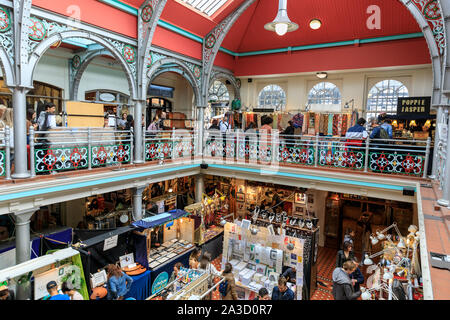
258, 84, 286, 111
366, 79, 409, 120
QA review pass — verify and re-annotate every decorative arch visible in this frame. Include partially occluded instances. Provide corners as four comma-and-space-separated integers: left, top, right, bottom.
308, 82, 342, 105
25, 30, 138, 99
70, 49, 116, 101
0, 46, 14, 87
138, 0, 168, 100
210, 72, 240, 100
147, 57, 201, 106
201, 0, 257, 105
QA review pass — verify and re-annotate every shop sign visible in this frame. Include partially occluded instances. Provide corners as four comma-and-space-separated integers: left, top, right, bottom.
151, 272, 169, 295
103, 235, 118, 251
397, 97, 431, 118
99, 92, 116, 102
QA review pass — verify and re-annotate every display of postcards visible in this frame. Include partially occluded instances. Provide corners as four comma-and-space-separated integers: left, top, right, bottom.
246, 262, 256, 271
157, 257, 169, 263
161, 242, 171, 248
171, 239, 178, 243
149, 261, 160, 269
179, 240, 189, 245
175, 248, 186, 255
235, 261, 247, 272
255, 264, 267, 275
167, 252, 177, 259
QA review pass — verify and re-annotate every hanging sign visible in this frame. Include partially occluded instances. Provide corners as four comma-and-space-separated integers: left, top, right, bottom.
397, 97, 431, 119
103, 235, 118, 251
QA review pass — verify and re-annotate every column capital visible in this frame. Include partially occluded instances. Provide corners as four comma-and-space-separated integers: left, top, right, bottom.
134, 186, 147, 194
13, 209, 37, 224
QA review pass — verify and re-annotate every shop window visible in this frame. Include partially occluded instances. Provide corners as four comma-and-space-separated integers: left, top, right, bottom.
0, 79, 63, 111
258, 85, 286, 111
308, 82, 341, 105
366, 80, 409, 120
208, 80, 230, 103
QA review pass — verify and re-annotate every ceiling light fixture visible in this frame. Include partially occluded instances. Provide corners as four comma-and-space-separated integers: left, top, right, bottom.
264, 0, 298, 36
309, 19, 322, 30
316, 72, 328, 79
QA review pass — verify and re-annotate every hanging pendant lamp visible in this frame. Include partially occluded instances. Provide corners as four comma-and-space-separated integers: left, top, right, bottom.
264, 0, 298, 36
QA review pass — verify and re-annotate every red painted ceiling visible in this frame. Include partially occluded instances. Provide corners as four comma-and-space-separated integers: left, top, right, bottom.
224, 0, 422, 52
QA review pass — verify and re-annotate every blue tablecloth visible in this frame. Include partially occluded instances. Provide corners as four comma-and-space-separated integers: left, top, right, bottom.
124, 270, 152, 300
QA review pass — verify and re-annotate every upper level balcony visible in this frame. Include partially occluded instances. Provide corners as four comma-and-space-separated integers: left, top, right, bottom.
0, 126, 433, 184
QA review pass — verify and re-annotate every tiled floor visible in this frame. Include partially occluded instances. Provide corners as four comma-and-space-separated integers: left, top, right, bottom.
211, 247, 339, 300
311, 247, 336, 300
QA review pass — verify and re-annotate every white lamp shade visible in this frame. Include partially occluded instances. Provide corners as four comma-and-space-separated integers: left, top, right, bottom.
397, 238, 406, 249
376, 232, 385, 240
264, 0, 298, 35
370, 235, 379, 245
364, 254, 373, 266
361, 291, 372, 300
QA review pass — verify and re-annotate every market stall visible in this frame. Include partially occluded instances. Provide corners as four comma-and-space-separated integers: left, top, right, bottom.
222, 221, 305, 300
0, 248, 89, 300
131, 210, 196, 292
147, 267, 221, 300
73, 225, 151, 300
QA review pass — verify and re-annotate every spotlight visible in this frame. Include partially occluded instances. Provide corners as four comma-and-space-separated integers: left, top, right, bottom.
309, 19, 322, 30
316, 72, 328, 79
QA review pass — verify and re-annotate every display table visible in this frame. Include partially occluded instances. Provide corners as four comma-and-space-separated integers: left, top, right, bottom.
124, 270, 152, 300
149, 247, 194, 291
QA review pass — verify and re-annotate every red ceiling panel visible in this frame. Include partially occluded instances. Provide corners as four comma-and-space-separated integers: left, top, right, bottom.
234, 38, 431, 77
226, 0, 421, 52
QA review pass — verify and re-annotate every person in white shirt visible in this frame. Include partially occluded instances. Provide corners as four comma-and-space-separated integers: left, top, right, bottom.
61, 281, 85, 300
219, 117, 230, 134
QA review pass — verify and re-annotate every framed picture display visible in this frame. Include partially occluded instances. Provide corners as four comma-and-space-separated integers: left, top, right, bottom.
307, 194, 314, 204
236, 192, 245, 202
295, 193, 306, 204
295, 206, 304, 213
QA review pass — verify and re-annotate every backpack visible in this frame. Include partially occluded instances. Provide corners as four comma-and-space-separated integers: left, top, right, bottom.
379, 127, 390, 140
219, 280, 228, 297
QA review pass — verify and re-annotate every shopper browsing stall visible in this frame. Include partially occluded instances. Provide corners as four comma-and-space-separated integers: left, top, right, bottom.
281, 266, 297, 284
336, 241, 354, 268
189, 248, 201, 269
349, 257, 364, 292
254, 288, 270, 300
61, 281, 84, 300
198, 252, 221, 277
105, 264, 133, 300
46, 281, 70, 300
332, 260, 362, 300
220, 263, 238, 300
271, 277, 295, 300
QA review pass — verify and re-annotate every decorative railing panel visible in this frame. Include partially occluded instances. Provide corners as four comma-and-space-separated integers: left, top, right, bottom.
34, 147, 89, 173
91, 144, 131, 168
369, 152, 425, 176
0, 149, 5, 177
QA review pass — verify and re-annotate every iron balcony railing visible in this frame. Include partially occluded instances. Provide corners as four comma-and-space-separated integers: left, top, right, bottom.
203, 130, 432, 178
0, 125, 11, 180
0, 127, 433, 179
29, 126, 134, 176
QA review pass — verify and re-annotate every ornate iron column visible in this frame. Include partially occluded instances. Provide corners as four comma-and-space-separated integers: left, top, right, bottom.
13, 208, 36, 264
133, 186, 146, 221
133, 100, 146, 164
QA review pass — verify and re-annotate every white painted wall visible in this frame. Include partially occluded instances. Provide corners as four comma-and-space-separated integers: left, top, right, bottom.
238, 65, 433, 114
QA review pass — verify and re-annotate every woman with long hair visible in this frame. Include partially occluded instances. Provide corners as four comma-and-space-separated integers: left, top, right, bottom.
189, 247, 201, 269
221, 262, 238, 300
105, 264, 133, 300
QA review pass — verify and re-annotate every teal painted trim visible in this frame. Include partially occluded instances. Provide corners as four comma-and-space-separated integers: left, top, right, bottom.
360, 32, 424, 44
208, 164, 414, 192
0, 164, 199, 202
157, 20, 203, 43
98, 0, 138, 15
62, 39, 88, 48
234, 33, 424, 57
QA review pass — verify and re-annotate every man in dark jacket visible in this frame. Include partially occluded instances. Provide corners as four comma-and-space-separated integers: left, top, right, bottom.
271, 277, 295, 300
349, 257, 364, 292
332, 260, 362, 300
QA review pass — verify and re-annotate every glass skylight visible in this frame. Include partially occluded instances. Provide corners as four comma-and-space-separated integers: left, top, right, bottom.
180, 0, 229, 16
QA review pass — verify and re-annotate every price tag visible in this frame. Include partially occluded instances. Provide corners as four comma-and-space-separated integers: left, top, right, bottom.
103, 235, 118, 251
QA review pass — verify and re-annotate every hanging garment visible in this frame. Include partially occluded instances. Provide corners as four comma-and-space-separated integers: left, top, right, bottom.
303, 113, 309, 134
314, 113, 321, 135
292, 113, 304, 129
328, 114, 333, 136
332, 114, 339, 136
337, 114, 343, 136
323, 114, 329, 135
319, 114, 327, 135
341, 114, 348, 136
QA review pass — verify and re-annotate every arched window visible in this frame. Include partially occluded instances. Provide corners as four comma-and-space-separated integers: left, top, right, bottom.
208, 80, 230, 103
258, 85, 286, 111
366, 80, 409, 120
308, 82, 341, 105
